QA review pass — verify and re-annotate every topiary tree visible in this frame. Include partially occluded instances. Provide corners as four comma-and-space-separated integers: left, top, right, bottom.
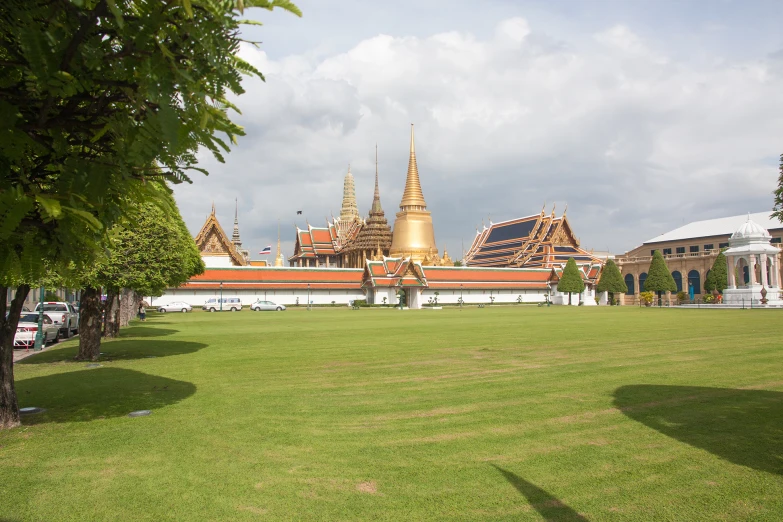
557, 258, 586, 305
773, 153, 783, 223
644, 251, 677, 305
704, 251, 728, 294
596, 259, 627, 305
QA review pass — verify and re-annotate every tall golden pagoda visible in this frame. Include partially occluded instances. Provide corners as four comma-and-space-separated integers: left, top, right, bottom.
389, 124, 438, 263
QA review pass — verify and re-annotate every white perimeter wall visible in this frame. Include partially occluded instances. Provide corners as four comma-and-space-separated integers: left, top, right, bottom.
150, 288, 366, 308
420, 289, 548, 305
550, 284, 597, 306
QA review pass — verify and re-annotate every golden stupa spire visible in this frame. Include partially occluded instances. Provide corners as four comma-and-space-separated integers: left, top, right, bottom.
274, 219, 284, 266
399, 124, 427, 210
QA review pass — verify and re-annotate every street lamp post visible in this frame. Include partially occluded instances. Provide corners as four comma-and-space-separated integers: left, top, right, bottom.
220, 282, 223, 312
307, 283, 311, 311
33, 286, 45, 351
460, 284, 463, 310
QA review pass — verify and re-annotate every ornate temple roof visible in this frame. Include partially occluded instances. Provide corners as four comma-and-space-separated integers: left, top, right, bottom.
344, 146, 393, 253
464, 206, 601, 272
362, 257, 556, 290
194, 204, 248, 266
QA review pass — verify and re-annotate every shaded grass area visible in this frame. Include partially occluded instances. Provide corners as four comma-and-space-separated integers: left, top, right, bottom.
1, 307, 783, 521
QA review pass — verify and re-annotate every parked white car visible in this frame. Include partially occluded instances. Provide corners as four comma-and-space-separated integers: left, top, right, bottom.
157, 302, 192, 313
14, 313, 59, 348
202, 297, 243, 312
33, 302, 78, 338
250, 300, 286, 312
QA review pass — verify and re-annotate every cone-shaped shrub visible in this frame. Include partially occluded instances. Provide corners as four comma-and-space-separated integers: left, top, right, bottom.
704, 251, 728, 293
596, 259, 627, 303
558, 257, 586, 305
644, 251, 676, 303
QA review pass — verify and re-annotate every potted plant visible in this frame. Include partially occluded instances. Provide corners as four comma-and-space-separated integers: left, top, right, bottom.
639, 291, 654, 307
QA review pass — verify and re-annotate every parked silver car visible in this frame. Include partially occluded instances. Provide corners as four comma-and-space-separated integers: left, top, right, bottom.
157, 301, 193, 313
250, 300, 286, 312
14, 313, 59, 348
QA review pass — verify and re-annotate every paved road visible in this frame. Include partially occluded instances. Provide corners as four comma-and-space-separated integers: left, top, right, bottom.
13, 334, 78, 363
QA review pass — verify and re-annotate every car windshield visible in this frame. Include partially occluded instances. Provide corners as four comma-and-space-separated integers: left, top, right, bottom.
38, 304, 67, 311
19, 314, 40, 323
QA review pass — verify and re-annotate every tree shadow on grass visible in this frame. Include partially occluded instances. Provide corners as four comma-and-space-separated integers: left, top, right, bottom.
118, 326, 178, 338
614, 385, 783, 476
16, 367, 195, 425
490, 464, 588, 521
19, 339, 207, 364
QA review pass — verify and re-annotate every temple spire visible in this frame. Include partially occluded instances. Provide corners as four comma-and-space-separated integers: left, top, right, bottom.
339, 164, 360, 221
371, 143, 383, 214
399, 124, 427, 210
232, 198, 242, 247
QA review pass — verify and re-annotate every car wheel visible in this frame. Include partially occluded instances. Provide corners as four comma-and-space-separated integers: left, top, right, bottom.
65, 327, 73, 339
52, 333, 59, 344
230, 307, 237, 312
159, 308, 166, 313
276, 307, 282, 311
209, 307, 216, 312
182, 308, 187, 313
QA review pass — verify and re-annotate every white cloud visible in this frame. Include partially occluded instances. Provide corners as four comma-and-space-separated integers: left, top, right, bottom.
175, 16, 783, 260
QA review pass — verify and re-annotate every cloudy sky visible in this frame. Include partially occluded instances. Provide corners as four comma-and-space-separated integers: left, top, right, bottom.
174, 0, 783, 260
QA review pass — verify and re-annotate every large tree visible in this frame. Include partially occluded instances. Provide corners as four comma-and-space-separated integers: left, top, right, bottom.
0, 0, 299, 429
773, 154, 783, 223
644, 250, 677, 305
596, 259, 627, 304
557, 258, 586, 305
704, 251, 729, 294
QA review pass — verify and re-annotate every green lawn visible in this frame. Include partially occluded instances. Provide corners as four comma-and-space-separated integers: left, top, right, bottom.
1, 306, 782, 521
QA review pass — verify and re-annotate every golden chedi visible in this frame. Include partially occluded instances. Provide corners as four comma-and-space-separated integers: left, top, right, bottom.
389, 124, 438, 263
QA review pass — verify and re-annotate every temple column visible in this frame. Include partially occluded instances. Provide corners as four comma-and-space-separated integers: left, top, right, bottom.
326, 256, 330, 268
748, 255, 756, 285
727, 256, 736, 289
760, 253, 768, 286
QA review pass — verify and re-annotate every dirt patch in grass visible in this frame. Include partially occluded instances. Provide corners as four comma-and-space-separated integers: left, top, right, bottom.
356, 481, 377, 494
237, 505, 267, 515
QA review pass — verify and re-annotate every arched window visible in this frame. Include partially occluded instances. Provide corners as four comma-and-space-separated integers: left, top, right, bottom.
624, 274, 635, 295
672, 271, 682, 292
639, 272, 648, 293
688, 270, 701, 294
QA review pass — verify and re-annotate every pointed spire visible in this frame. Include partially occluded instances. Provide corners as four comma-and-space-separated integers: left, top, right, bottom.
211, 201, 216, 215
370, 143, 384, 215
399, 124, 427, 210
232, 198, 242, 247
339, 164, 360, 222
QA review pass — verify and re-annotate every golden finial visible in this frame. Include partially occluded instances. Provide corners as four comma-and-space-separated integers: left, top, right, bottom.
541, 202, 546, 215
211, 201, 215, 215
551, 203, 556, 217
399, 123, 427, 209
563, 203, 568, 216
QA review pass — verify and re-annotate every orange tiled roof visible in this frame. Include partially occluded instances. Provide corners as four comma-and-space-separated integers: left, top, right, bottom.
185, 267, 363, 290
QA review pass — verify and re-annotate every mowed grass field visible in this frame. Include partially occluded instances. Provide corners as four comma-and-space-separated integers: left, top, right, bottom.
1, 306, 782, 521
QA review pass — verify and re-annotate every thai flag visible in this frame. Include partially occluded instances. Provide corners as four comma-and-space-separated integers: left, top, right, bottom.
259, 245, 272, 255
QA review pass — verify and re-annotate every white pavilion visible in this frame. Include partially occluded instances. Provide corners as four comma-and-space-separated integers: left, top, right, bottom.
723, 216, 782, 307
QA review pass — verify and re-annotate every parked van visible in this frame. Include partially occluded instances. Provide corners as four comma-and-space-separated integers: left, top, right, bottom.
202, 297, 243, 312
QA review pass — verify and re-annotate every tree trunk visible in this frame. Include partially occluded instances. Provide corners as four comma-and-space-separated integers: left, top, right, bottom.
103, 288, 121, 338
568, 292, 572, 305
77, 287, 102, 361
119, 288, 135, 327
1, 285, 30, 430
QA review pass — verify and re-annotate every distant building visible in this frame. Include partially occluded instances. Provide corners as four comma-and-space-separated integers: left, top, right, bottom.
617, 211, 783, 301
